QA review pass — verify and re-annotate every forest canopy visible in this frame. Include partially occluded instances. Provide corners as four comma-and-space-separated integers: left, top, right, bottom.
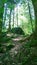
0, 0, 35, 35
0, 0, 37, 65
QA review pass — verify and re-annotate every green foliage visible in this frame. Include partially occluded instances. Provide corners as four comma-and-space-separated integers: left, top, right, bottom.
8, 3, 15, 9
0, 0, 37, 65
7, 0, 20, 4
0, 36, 37, 65
11, 27, 25, 35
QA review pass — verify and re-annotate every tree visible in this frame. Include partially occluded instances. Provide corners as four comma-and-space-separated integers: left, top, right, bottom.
16, 5, 18, 26
7, 1, 16, 30
13, 9, 15, 27
0, 7, 4, 35
8, 8, 12, 32
27, 0, 34, 32
0, 0, 7, 37
3, 3, 7, 32
32, 0, 37, 34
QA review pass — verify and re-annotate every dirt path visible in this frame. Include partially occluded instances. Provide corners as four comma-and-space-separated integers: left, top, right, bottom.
0, 33, 30, 58
9, 35, 28, 57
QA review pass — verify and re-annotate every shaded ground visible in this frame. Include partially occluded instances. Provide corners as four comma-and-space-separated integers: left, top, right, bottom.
0, 33, 37, 65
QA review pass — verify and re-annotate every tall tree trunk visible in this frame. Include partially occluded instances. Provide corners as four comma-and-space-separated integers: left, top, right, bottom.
3, 4, 7, 30
13, 9, 14, 27
9, 9, 12, 32
17, 6, 18, 26
4, 4, 7, 26
32, 0, 37, 33
0, 6, 4, 37
27, 0, 34, 32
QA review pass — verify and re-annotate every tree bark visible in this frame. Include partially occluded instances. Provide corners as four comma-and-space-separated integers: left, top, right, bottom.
0, 6, 4, 36
27, 0, 34, 32
32, 0, 37, 33
17, 6, 18, 26
9, 9, 12, 32
13, 9, 14, 27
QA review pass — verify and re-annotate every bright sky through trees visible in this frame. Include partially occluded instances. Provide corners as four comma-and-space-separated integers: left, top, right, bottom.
2, 0, 35, 34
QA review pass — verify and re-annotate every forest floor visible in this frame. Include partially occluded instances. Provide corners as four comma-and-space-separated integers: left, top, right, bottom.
0, 33, 37, 65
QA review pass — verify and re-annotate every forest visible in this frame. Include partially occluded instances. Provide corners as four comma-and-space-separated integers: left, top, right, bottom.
0, 0, 37, 65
